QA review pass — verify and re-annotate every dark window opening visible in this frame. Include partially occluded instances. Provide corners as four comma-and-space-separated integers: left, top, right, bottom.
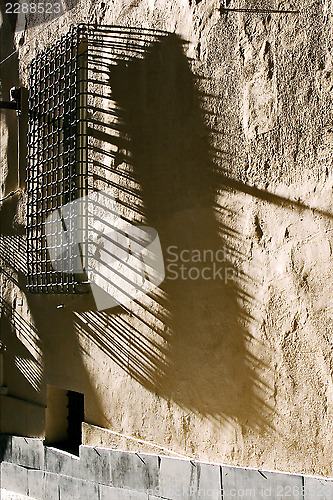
66, 390, 84, 453
45, 385, 84, 455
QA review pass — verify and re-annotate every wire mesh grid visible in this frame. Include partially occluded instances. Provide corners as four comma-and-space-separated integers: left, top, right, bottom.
27, 25, 88, 293
26, 25, 165, 294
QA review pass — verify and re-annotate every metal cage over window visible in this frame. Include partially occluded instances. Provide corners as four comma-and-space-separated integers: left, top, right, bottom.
26, 24, 164, 294
26, 25, 88, 293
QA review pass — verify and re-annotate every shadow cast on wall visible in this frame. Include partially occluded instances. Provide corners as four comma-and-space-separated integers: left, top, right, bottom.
4, 22, 331, 438
73, 26, 273, 431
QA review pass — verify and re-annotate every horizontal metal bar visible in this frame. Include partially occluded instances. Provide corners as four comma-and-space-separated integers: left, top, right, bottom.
220, 7, 299, 13
0, 101, 17, 110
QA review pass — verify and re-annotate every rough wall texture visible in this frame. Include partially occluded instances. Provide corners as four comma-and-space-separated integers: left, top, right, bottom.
1, 0, 333, 478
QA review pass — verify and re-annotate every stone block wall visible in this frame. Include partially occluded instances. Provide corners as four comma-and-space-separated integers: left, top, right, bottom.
1, 435, 333, 499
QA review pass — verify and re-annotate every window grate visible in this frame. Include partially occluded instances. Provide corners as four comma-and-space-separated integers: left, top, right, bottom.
26, 24, 165, 294
26, 25, 88, 293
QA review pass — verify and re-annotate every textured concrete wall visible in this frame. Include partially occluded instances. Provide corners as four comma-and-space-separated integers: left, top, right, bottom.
1, 0, 333, 477
1, 435, 333, 499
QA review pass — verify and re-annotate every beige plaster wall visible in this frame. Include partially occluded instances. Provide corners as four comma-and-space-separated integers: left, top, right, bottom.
1, 0, 333, 477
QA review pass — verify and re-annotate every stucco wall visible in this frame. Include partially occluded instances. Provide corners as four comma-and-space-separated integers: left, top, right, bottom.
1, 0, 333, 477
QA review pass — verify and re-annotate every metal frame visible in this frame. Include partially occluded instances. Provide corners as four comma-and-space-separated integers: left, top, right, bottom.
27, 25, 88, 293
26, 24, 164, 294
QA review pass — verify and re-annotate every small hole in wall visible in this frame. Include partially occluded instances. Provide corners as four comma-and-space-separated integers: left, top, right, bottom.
254, 215, 263, 241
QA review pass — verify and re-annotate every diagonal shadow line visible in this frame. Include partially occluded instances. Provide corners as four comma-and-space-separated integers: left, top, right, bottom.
217, 173, 333, 219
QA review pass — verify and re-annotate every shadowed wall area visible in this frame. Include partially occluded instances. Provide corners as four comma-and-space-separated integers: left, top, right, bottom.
73, 27, 272, 434
0, 4, 21, 234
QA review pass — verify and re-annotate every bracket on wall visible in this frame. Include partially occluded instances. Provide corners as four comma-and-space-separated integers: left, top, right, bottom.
0, 86, 22, 195
0, 86, 21, 115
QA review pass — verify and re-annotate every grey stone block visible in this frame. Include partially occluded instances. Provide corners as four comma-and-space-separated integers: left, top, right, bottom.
44, 471, 60, 500
222, 466, 303, 500
159, 456, 196, 500
11, 436, 44, 469
0, 434, 12, 462
79, 445, 111, 485
99, 485, 148, 499
196, 462, 222, 500
75, 478, 100, 499
110, 450, 159, 491
0, 462, 29, 496
27, 468, 45, 500
304, 476, 333, 499
44, 446, 80, 477
58, 474, 78, 500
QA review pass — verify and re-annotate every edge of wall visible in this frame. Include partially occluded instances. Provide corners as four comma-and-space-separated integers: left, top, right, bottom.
1, 434, 333, 499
